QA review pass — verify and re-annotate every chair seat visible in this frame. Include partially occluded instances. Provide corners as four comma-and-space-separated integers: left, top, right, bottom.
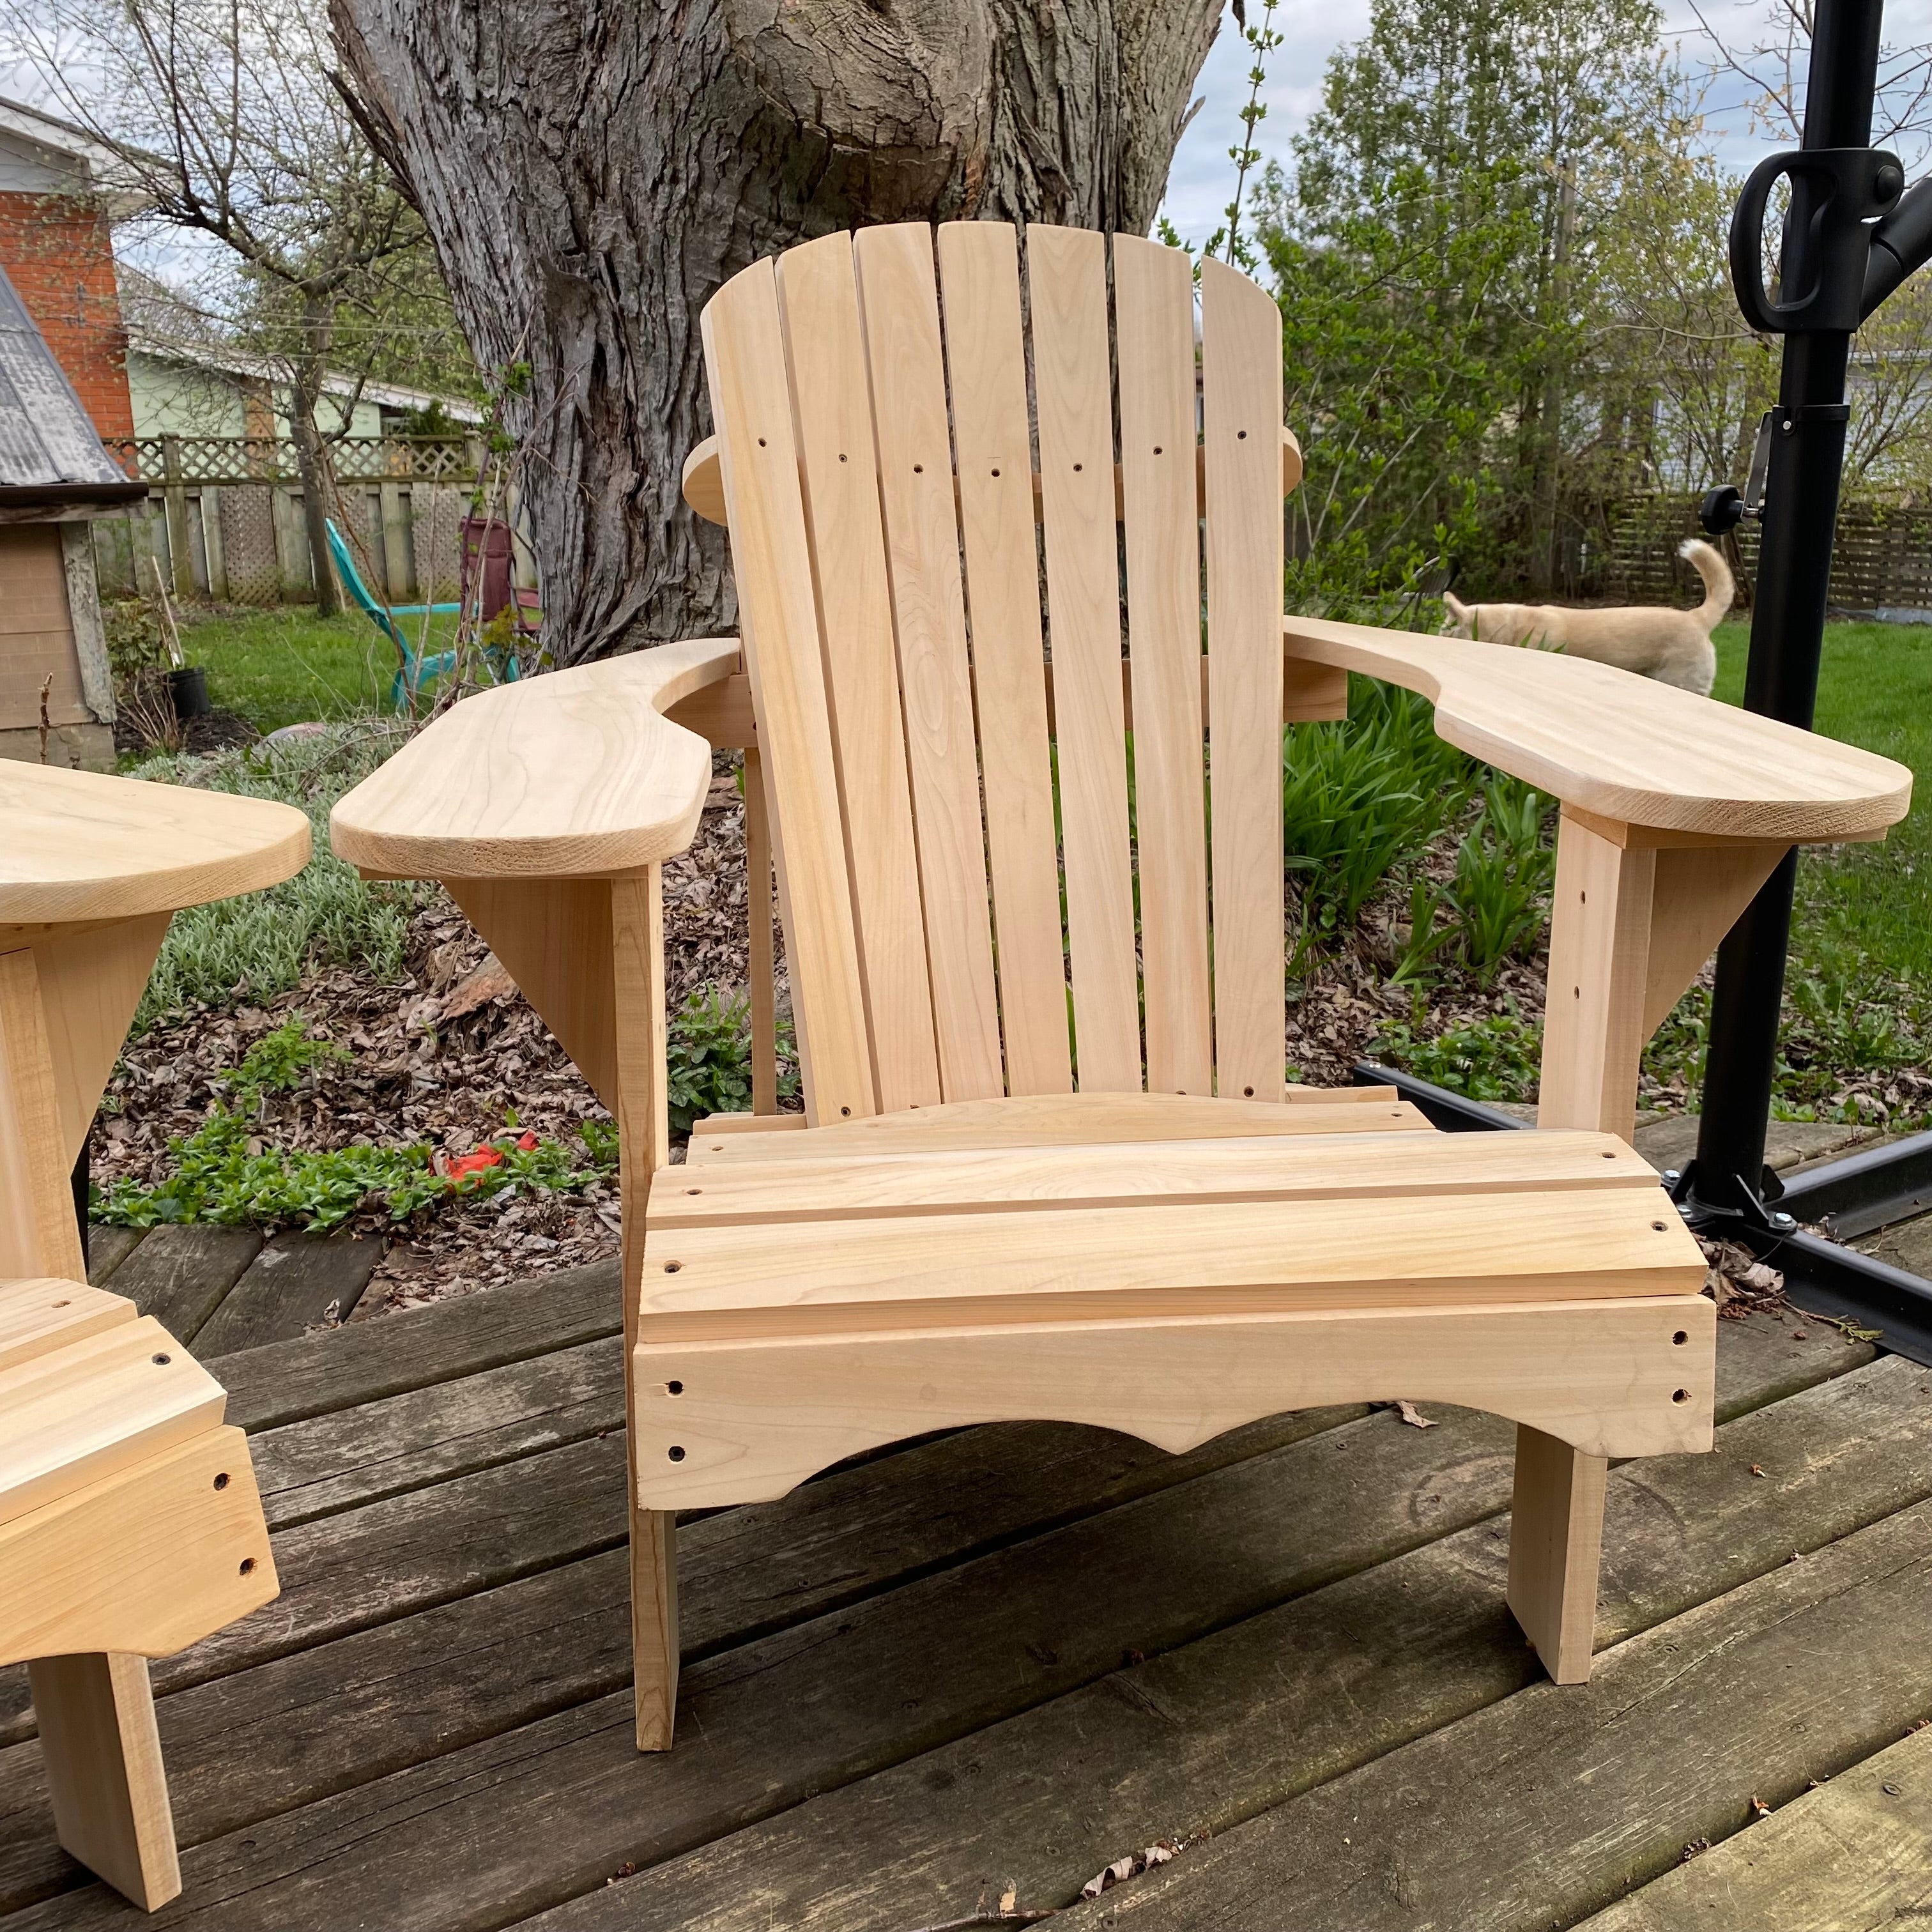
643, 1100, 1706, 1344
0, 1280, 227, 1528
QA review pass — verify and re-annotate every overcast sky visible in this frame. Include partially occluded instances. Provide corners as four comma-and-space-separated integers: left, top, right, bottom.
1160, 0, 1932, 246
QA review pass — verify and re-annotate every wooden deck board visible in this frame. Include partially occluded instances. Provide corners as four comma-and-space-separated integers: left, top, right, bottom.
0, 1241, 1918, 1932
189, 1233, 379, 1357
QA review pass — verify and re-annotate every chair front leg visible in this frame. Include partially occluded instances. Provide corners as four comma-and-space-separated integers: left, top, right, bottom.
611, 869, 680, 1749
31, 1652, 181, 1910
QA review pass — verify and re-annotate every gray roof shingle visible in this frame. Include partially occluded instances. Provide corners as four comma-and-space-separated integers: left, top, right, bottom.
0, 260, 144, 512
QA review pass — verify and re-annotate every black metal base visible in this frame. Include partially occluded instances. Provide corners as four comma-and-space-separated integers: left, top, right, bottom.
1349, 1062, 1531, 1133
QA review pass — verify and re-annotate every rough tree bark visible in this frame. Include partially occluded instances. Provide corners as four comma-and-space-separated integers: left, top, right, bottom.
328, 0, 1224, 661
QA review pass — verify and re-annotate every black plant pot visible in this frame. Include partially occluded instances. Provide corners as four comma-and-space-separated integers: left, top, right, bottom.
166, 666, 211, 720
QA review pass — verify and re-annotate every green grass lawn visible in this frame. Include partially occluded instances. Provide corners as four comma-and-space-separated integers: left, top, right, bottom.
172, 606, 467, 733
1712, 618, 1931, 988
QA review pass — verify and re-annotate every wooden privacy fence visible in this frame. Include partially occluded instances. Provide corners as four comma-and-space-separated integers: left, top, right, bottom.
92, 434, 489, 608
1601, 493, 1932, 616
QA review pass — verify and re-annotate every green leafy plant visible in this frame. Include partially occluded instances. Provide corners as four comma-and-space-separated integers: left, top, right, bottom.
1371, 1008, 1544, 1103
665, 985, 801, 1136
1438, 777, 1554, 980
1283, 678, 1475, 953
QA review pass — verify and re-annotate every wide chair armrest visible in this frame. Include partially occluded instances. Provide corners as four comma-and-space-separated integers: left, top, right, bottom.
331, 637, 743, 880
1284, 615, 1912, 843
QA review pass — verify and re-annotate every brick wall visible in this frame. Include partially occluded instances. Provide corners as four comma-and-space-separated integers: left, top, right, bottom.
0, 190, 135, 440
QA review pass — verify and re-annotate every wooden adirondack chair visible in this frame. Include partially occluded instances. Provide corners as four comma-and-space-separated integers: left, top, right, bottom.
330, 222, 1911, 1756
1, 761, 308, 1906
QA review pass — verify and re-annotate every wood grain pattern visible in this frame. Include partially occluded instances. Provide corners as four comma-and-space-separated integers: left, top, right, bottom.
0, 1314, 226, 1527
1114, 235, 1211, 1095
0, 1423, 276, 1666
1642, 840, 1788, 1036
703, 258, 875, 1124
935, 220, 1072, 1098
853, 224, 1004, 1102
0, 947, 85, 1281
447, 878, 617, 1110
1283, 616, 1912, 841
1203, 256, 1289, 1102
1027, 224, 1142, 1092
0, 1277, 134, 1374
682, 1091, 1429, 1163
648, 1127, 1657, 1227
28, 916, 170, 1165
29, 1651, 180, 1908
631, 1295, 1714, 1507
742, 747, 780, 1115
0, 765, 308, 927
638, 1186, 1705, 1333
331, 640, 740, 882
776, 233, 942, 1114
610, 868, 678, 1749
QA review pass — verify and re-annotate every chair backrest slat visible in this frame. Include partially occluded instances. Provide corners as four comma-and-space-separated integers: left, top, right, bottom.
1028, 225, 1144, 1094
1114, 235, 1213, 1096
701, 257, 876, 1123
852, 226, 1006, 1103
935, 223, 1073, 1097
774, 234, 943, 1114
1201, 256, 1288, 1102
703, 224, 1288, 1120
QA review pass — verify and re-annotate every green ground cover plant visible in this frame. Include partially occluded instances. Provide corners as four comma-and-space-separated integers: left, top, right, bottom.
127, 724, 427, 1029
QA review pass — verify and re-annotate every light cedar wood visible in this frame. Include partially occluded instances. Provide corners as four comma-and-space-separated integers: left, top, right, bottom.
935, 222, 1073, 1097
702, 257, 874, 1124
1029, 225, 1143, 1093
1642, 841, 1788, 1036
0, 1276, 134, 1372
30, 916, 171, 1164
682, 1091, 1429, 1164
29, 1652, 180, 1909
0, 1423, 276, 1664
678, 426, 1308, 528
663, 671, 757, 751
688, 1109, 810, 1137
852, 225, 1004, 1101
445, 878, 617, 1109
0, 762, 309, 926
776, 232, 942, 1113
0, 1314, 227, 1526
1507, 1423, 1612, 1684
611, 869, 679, 1750
1510, 811, 1663, 1683
631, 1294, 1715, 1509
647, 1128, 1659, 1228
1282, 616, 1912, 842
0, 947, 86, 1280
1115, 235, 1212, 1094
638, 1187, 1706, 1332
742, 746, 780, 1114
330, 638, 741, 883
1202, 254, 1290, 1101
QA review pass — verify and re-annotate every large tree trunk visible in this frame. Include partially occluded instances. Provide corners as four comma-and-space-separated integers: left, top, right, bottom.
328, 0, 1223, 661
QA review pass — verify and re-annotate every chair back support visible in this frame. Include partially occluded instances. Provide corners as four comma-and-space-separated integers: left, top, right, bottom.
701, 223, 1285, 1121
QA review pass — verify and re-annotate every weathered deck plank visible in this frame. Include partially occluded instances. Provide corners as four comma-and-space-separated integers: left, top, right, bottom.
1050, 1492, 1932, 1931
81, 1226, 143, 1287
0, 1317, 1884, 1929
484, 1354, 1932, 1932
92, 1225, 262, 1342
192, 1232, 381, 1356
1575, 1722, 1932, 1930
215, 1259, 622, 1434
